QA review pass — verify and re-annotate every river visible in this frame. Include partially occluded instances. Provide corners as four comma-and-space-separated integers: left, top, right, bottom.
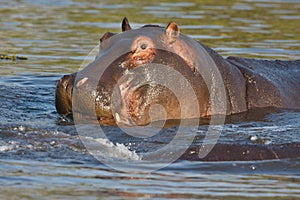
0, 0, 300, 199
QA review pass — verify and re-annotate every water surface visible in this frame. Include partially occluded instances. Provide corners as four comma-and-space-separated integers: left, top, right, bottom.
0, 0, 300, 199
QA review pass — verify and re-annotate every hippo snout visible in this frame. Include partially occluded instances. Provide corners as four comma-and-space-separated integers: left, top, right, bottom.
70, 75, 115, 122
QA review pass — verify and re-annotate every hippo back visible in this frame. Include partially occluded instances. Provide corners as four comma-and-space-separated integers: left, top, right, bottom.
227, 57, 300, 109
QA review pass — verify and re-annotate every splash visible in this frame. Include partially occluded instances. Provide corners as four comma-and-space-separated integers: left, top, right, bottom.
83, 136, 141, 161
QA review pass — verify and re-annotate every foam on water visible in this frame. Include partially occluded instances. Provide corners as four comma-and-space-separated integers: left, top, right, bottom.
83, 136, 141, 161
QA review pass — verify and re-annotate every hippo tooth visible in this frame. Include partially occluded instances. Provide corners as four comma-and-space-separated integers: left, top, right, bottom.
115, 112, 120, 122
76, 77, 88, 88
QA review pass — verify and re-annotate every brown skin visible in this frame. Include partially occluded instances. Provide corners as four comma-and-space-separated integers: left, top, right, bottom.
118, 49, 209, 125
55, 18, 300, 127
227, 57, 300, 109
55, 18, 300, 161
125, 36, 156, 68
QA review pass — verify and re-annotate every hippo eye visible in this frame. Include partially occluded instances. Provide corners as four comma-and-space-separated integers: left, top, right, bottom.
140, 44, 147, 50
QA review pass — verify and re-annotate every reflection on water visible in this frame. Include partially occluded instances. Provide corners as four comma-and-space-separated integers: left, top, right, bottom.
0, 0, 300, 199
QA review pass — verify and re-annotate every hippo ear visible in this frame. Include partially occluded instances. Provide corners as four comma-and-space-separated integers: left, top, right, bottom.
122, 17, 132, 32
100, 32, 115, 43
166, 21, 180, 43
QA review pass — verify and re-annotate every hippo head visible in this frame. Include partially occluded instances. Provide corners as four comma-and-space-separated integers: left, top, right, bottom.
56, 18, 228, 126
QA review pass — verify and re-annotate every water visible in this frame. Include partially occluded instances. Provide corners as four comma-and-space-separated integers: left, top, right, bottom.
1, 0, 300, 199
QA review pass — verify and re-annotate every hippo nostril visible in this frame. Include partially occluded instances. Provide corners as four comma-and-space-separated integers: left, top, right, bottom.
140, 44, 147, 50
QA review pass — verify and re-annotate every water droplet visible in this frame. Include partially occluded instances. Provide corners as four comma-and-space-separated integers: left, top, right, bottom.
250, 165, 256, 170
250, 135, 258, 141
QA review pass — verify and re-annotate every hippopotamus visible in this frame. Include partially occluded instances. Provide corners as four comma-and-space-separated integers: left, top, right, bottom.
55, 18, 300, 126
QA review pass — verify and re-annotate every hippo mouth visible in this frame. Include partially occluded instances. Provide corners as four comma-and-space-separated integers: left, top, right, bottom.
108, 49, 204, 126
112, 78, 174, 126
110, 64, 155, 126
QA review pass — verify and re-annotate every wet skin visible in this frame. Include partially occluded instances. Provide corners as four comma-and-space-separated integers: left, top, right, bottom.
55, 18, 300, 126
55, 18, 300, 161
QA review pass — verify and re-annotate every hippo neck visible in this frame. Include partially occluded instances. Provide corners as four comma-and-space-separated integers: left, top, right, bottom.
199, 43, 247, 114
